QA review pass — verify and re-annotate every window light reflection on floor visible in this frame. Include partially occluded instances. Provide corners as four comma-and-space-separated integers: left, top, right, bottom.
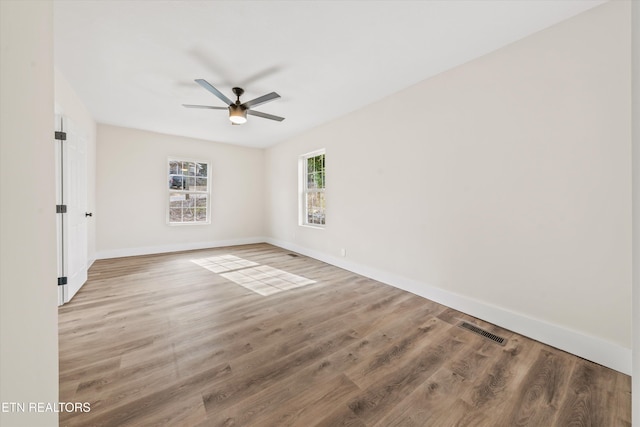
191, 254, 258, 273
191, 255, 316, 296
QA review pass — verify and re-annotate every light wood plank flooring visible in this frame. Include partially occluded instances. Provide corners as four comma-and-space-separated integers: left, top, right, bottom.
59, 243, 631, 426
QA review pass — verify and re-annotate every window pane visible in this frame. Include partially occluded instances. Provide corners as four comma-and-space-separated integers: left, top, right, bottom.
197, 163, 207, 177
183, 207, 194, 221
307, 157, 314, 173
169, 175, 184, 190
169, 161, 180, 175
185, 177, 195, 190
183, 162, 194, 176
195, 177, 207, 191
306, 191, 325, 225
194, 194, 207, 207
195, 208, 207, 222
169, 207, 182, 222
169, 193, 185, 208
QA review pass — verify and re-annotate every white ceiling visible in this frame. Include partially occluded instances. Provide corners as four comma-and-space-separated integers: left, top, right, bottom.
54, 0, 605, 148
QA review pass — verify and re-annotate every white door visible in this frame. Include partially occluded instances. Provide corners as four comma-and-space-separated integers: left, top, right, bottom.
56, 115, 88, 305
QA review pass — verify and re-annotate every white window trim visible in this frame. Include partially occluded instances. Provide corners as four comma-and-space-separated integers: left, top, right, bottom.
298, 149, 326, 228
167, 157, 211, 226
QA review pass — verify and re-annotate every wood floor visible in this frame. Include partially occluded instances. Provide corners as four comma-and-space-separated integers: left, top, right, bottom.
58, 243, 631, 427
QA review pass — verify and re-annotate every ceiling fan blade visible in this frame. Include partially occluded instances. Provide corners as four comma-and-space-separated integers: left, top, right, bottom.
247, 110, 285, 122
241, 92, 280, 109
194, 79, 233, 106
182, 104, 228, 110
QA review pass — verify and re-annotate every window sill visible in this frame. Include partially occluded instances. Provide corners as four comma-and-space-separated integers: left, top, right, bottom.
299, 223, 325, 230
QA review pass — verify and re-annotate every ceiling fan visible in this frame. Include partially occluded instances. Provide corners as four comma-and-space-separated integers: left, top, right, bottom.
183, 79, 284, 125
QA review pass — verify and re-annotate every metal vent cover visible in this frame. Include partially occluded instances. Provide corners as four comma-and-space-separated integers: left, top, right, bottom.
287, 253, 300, 257
459, 321, 506, 346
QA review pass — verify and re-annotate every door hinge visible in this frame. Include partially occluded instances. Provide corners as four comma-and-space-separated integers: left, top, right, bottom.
58, 277, 68, 286
54, 131, 67, 141
56, 205, 67, 214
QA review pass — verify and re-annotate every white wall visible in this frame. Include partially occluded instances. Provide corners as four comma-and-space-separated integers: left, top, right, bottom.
631, 0, 639, 424
0, 1, 59, 426
55, 70, 98, 265
96, 124, 265, 258
266, 1, 632, 373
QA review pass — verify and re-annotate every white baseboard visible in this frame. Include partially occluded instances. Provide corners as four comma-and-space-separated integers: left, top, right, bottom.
265, 237, 632, 375
95, 237, 267, 260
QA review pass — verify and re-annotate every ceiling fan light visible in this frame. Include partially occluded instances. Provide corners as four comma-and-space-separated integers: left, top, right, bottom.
229, 106, 247, 124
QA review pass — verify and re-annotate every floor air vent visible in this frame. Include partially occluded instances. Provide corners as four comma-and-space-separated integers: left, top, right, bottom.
287, 253, 300, 257
459, 322, 506, 346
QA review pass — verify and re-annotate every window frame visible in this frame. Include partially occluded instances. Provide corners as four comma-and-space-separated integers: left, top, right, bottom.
167, 157, 211, 226
299, 149, 326, 228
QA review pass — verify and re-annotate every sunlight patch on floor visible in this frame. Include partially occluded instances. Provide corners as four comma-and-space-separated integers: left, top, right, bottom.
191, 254, 259, 273
191, 255, 316, 296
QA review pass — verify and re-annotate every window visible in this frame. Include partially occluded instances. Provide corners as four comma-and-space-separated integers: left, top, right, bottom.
300, 150, 325, 226
168, 159, 210, 224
